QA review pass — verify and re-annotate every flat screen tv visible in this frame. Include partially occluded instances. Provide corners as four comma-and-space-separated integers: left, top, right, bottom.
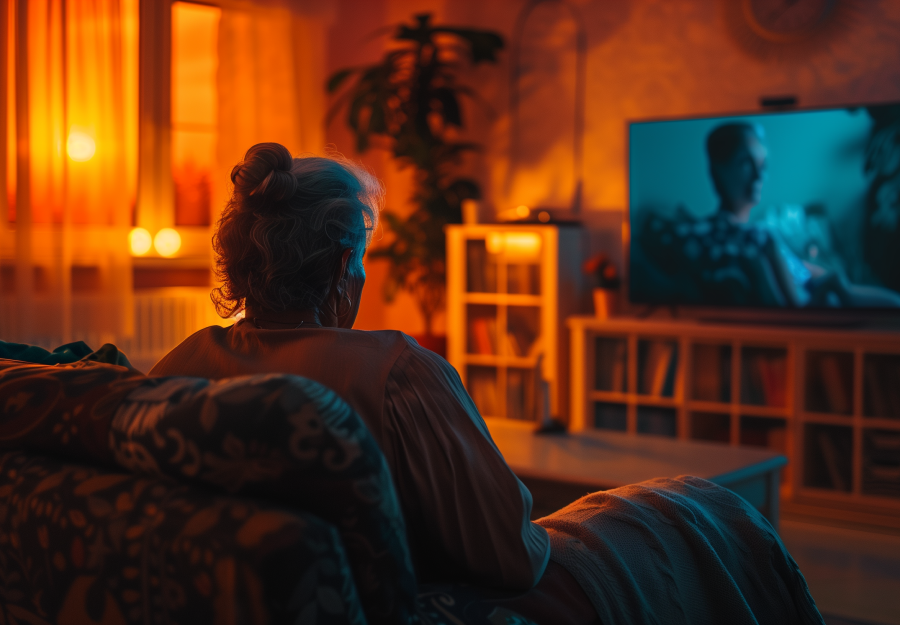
628, 103, 900, 313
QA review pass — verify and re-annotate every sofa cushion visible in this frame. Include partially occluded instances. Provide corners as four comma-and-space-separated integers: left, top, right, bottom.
0, 450, 365, 624
108, 373, 417, 625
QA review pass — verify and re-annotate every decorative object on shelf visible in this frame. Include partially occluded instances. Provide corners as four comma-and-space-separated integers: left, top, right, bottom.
327, 14, 504, 339
583, 253, 621, 319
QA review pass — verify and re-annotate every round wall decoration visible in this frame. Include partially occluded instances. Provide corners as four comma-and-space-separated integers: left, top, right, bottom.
723, 0, 859, 59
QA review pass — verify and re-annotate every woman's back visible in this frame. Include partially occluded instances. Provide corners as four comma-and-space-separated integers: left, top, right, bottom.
151, 321, 550, 588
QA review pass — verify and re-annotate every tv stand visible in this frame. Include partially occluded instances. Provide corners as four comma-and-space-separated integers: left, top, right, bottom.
566, 316, 900, 524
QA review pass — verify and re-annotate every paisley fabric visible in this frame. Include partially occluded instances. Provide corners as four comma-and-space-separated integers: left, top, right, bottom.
0, 449, 364, 624
108, 374, 418, 625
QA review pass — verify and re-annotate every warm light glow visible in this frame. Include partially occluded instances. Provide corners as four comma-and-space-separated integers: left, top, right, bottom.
485, 231, 542, 261
516, 205, 530, 217
538, 211, 550, 223
66, 129, 96, 162
129, 228, 152, 255
154, 228, 182, 257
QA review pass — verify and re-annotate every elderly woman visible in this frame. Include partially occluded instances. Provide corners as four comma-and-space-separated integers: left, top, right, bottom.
151, 143, 598, 623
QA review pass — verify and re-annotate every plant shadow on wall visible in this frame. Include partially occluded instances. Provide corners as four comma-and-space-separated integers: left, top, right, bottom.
327, 13, 504, 340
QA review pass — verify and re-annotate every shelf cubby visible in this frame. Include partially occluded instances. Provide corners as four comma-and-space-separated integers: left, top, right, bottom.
740, 346, 787, 408
863, 353, 900, 419
862, 428, 900, 499
804, 423, 853, 493
691, 343, 732, 403
594, 401, 627, 432
805, 350, 853, 416
690, 411, 730, 443
637, 337, 678, 398
637, 405, 677, 437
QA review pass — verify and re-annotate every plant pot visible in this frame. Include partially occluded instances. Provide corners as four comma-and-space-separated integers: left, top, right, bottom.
412, 333, 447, 358
593, 288, 619, 319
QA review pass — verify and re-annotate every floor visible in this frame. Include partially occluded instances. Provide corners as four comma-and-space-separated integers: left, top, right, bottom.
780, 520, 900, 625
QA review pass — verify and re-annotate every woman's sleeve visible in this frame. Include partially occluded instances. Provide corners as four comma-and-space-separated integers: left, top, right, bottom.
381, 336, 550, 590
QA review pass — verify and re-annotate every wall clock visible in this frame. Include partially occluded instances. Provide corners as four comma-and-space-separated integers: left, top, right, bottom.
723, 0, 858, 60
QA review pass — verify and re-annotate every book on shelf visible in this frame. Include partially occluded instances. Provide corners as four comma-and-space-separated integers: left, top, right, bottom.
469, 317, 497, 355
468, 372, 498, 416
744, 353, 786, 407
641, 341, 676, 397
692, 344, 724, 402
818, 430, 848, 492
596, 339, 626, 393
818, 355, 850, 414
506, 314, 538, 358
863, 358, 900, 418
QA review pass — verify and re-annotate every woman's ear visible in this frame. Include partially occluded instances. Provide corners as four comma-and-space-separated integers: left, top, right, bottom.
333, 248, 354, 293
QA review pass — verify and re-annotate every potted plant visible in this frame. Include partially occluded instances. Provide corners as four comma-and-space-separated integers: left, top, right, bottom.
327, 13, 504, 353
583, 253, 621, 318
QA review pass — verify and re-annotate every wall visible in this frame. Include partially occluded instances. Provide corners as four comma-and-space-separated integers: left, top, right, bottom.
324, 0, 900, 332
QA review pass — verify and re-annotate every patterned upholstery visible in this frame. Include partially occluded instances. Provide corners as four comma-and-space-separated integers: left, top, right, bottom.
0, 449, 364, 624
0, 356, 538, 624
108, 374, 419, 625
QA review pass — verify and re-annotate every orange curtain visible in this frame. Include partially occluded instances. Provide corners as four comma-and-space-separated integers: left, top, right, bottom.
25, 0, 138, 226
3, 0, 137, 347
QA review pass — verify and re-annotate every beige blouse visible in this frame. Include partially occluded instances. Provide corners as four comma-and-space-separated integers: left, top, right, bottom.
150, 320, 550, 589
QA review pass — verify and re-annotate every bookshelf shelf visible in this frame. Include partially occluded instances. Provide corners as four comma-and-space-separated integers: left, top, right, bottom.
448, 224, 588, 422
568, 317, 900, 517
463, 293, 543, 306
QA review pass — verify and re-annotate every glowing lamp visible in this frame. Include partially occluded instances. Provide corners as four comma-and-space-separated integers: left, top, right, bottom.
67, 130, 96, 162
129, 228, 152, 256
485, 231, 542, 261
154, 228, 182, 257
515, 205, 530, 218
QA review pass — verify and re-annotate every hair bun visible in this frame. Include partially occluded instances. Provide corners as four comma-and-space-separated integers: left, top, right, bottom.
230, 142, 297, 204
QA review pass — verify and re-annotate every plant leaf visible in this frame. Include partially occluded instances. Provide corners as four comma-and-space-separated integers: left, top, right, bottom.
326, 68, 355, 94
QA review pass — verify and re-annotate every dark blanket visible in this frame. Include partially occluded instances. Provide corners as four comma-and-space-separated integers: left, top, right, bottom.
538, 476, 825, 625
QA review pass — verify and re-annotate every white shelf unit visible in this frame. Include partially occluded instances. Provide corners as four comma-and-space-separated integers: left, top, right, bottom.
446, 224, 587, 421
568, 317, 900, 516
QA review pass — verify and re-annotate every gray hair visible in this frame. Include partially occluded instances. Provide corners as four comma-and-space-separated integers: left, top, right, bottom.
212, 142, 381, 317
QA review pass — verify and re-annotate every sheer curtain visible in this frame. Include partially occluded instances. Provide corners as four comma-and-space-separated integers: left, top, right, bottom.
2, 0, 137, 349
213, 0, 331, 226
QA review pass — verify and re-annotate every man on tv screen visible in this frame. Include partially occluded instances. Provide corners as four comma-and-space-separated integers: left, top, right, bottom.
631, 107, 900, 309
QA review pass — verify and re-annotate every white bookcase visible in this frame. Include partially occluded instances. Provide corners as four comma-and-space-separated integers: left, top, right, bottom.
446, 224, 588, 421
567, 317, 900, 519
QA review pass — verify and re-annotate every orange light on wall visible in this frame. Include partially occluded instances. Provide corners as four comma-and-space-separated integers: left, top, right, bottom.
154, 228, 182, 257
66, 128, 96, 162
129, 227, 152, 255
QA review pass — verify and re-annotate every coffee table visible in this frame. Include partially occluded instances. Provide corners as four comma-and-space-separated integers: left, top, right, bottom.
486, 419, 788, 530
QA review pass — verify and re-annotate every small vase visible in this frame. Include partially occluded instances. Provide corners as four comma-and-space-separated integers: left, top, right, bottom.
593, 288, 619, 319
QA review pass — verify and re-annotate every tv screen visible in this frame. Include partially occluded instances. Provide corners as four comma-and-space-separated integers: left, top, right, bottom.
628, 103, 900, 309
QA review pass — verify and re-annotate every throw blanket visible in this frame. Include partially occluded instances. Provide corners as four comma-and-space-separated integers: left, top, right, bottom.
538, 476, 825, 625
